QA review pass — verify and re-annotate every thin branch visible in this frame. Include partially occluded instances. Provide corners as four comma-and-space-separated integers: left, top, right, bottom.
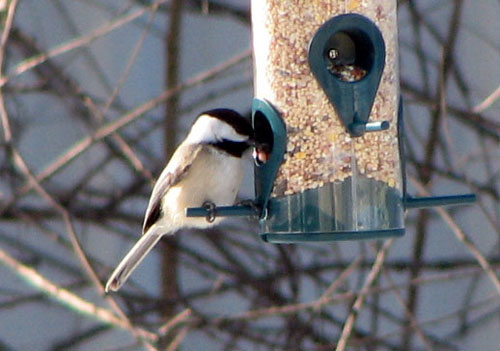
162, 0, 183, 320
313, 256, 362, 311
2, 49, 251, 212
472, 85, 500, 113
158, 308, 192, 335
409, 176, 500, 295
165, 326, 190, 351
0, 0, 170, 87
0, 0, 19, 143
336, 240, 393, 351
0, 17, 155, 344
7, 148, 157, 350
0, 246, 154, 340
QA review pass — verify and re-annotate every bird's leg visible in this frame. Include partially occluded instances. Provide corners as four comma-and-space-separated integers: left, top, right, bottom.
237, 199, 261, 216
202, 201, 217, 223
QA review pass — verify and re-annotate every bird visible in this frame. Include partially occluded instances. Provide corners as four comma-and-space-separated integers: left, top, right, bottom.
105, 109, 254, 292
327, 32, 356, 66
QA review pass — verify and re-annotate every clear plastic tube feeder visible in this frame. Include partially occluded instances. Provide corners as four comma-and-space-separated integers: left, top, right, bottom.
251, 0, 404, 242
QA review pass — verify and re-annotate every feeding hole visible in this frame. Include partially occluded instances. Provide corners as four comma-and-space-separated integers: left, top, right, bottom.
325, 30, 375, 82
252, 110, 274, 166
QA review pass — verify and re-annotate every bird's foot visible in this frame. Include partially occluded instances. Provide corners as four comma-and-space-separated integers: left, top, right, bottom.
237, 200, 261, 216
202, 201, 217, 223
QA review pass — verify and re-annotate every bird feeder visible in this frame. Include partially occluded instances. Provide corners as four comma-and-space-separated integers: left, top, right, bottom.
186, 0, 475, 243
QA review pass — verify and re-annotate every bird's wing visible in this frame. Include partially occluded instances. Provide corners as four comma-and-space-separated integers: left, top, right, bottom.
142, 143, 203, 233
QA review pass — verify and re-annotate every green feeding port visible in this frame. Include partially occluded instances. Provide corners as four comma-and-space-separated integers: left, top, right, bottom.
309, 14, 388, 137
252, 98, 287, 219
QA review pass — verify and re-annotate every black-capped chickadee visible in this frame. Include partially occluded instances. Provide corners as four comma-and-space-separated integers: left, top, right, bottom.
105, 109, 254, 292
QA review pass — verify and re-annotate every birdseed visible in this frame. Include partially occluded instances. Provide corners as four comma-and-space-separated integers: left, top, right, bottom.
252, 0, 401, 197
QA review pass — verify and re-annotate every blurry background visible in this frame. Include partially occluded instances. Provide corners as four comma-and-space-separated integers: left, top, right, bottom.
0, 0, 498, 350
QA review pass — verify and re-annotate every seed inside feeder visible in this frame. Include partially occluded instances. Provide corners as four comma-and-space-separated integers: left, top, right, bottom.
328, 63, 367, 82
252, 0, 401, 197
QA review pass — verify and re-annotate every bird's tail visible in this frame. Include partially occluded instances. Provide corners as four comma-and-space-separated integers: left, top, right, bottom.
105, 228, 164, 293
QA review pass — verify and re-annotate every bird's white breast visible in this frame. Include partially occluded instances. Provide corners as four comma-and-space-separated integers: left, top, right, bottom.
160, 146, 244, 231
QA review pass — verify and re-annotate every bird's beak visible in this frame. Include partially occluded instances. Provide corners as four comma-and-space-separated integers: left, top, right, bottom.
251, 141, 271, 165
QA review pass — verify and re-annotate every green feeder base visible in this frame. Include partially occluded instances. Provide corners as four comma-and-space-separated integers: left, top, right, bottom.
260, 176, 405, 243
261, 229, 405, 243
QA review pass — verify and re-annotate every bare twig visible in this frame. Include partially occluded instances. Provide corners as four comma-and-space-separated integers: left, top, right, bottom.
409, 176, 500, 295
162, 0, 183, 320
0, 0, 19, 142
158, 308, 192, 335
4, 49, 251, 209
165, 326, 190, 351
336, 239, 393, 351
313, 256, 362, 311
472, 85, 500, 113
0, 0, 170, 87
0, 246, 155, 342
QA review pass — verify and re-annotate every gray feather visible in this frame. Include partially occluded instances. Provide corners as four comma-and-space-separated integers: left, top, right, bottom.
105, 227, 164, 292
142, 144, 203, 233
